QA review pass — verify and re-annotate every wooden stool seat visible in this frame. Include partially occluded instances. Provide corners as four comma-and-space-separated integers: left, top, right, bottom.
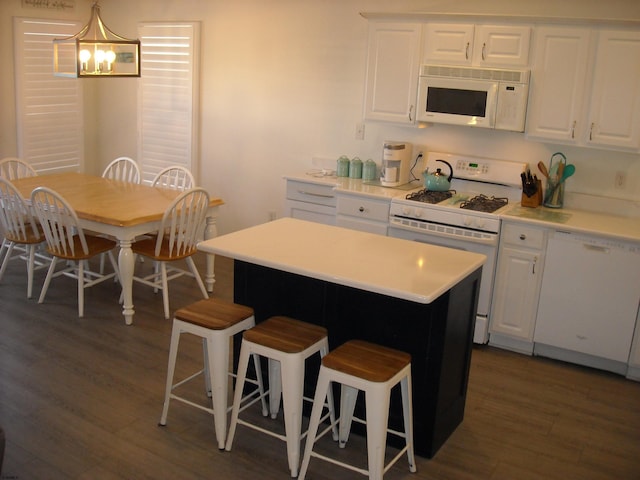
322, 339, 411, 383
175, 297, 255, 330
243, 316, 328, 353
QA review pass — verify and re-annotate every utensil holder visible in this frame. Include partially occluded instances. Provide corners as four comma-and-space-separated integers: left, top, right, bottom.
544, 178, 564, 208
543, 152, 566, 208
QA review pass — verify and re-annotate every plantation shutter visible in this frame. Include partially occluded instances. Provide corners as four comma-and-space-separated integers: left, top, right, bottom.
13, 18, 84, 173
138, 22, 200, 185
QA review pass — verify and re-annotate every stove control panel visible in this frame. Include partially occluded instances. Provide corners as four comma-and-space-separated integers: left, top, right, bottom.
425, 152, 526, 187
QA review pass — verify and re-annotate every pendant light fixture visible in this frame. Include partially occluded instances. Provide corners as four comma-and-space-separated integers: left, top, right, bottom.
53, 1, 140, 78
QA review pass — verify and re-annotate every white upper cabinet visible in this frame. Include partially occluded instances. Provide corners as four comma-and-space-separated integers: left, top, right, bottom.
422, 23, 473, 65
363, 22, 422, 124
422, 23, 531, 67
526, 26, 592, 143
527, 27, 640, 151
585, 30, 640, 150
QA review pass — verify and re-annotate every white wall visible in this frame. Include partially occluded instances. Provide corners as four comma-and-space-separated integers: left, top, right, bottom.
2, 0, 640, 233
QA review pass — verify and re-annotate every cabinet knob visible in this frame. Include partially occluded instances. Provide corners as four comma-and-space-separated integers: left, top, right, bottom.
359, 206, 365, 212
519, 234, 527, 240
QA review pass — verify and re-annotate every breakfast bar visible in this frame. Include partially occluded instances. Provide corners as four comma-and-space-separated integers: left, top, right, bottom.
197, 217, 486, 458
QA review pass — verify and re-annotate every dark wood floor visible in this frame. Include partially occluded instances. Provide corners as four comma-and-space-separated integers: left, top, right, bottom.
1, 252, 639, 479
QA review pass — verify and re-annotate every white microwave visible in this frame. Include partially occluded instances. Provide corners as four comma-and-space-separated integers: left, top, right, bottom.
416, 64, 530, 132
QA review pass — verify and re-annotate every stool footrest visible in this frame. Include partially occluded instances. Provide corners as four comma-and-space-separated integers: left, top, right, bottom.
237, 418, 287, 443
308, 451, 369, 477
235, 387, 270, 416
170, 369, 206, 391
169, 394, 214, 416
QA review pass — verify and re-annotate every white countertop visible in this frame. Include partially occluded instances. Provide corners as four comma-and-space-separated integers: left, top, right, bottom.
284, 171, 640, 243
284, 172, 421, 199
503, 205, 640, 243
198, 217, 486, 304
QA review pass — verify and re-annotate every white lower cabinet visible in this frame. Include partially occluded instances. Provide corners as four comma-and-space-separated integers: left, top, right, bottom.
627, 308, 640, 381
285, 180, 336, 225
489, 222, 548, 353
336, 193, 390, 235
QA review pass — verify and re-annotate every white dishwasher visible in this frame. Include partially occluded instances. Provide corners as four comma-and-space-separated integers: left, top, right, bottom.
534, 231, 640, 370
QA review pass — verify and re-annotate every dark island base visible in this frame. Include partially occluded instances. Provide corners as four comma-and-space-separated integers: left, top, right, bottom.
232, 260, 481, 459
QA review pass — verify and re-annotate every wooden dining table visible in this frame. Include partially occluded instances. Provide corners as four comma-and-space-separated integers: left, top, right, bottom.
11, 172, 224, 325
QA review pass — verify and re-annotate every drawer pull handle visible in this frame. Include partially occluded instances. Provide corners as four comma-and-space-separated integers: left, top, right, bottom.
519, 234, 526, 240
298, 190, 334, 199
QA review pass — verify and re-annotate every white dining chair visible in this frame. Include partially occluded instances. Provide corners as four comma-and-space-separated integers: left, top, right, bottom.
0, 178, 50, 298
151, 166, 195, 191
130, 187, 210, 319
102, 157, 141, 183
0, 157, 38, 180
30, 187, 120, 317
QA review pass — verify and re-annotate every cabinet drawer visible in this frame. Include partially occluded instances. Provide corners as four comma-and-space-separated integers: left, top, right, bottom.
501, 223, 546, 249
336, 215, 388, 235
286, 181, 336, 207
336, 195, 390, 222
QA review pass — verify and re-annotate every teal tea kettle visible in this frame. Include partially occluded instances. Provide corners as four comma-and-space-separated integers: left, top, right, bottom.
423, 159, 453, 191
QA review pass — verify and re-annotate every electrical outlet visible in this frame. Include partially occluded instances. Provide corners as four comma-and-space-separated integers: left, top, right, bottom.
615, 171, 626, 189
355, 122, 365, 140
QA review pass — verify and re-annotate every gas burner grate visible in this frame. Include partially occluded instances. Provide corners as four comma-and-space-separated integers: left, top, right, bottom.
405, 189, 455, 204
460, 194, 508, 213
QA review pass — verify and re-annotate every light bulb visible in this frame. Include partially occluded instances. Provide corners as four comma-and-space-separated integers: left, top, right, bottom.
79, 49, 91, 62
105, 51, 116, 63
95, 50, 106, 63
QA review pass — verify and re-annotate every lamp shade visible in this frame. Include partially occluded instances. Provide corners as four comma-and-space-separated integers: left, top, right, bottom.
53, 2, 140, 78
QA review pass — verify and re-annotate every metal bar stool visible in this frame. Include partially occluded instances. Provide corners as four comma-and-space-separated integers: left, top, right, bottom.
159, 297, 267, 449
299, 340, 417, 480
225, 316, 338, 478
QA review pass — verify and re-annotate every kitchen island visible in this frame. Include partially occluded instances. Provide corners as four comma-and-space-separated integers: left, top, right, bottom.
197, 217, 486, 458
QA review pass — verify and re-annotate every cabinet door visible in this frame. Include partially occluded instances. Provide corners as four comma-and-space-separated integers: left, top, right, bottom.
472, 25, 531, 67
585, 29, 640, 150
490, 246, 542, 340
422, 23, 474, 65
363, 22, 421, 124
526, 26, 591, 142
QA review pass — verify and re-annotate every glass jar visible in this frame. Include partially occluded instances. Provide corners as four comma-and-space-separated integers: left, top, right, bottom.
349, 157, 363, 179
336, 155, 350, 177
362, 159, 376, 181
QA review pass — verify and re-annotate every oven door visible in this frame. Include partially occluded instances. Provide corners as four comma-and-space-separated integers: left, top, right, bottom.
416, 75, 498, 128
388, 223, 497, 344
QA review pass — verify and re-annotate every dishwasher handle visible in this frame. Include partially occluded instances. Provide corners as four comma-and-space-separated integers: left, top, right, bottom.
583, 243, 609, 254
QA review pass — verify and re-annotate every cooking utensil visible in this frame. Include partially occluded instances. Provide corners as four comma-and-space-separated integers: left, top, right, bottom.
559, 163, 576, 183
537, 161, 549, 179
423, 159, 453, 191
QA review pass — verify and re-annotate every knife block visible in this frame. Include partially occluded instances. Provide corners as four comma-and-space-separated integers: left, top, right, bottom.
521, 179, 542, 208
